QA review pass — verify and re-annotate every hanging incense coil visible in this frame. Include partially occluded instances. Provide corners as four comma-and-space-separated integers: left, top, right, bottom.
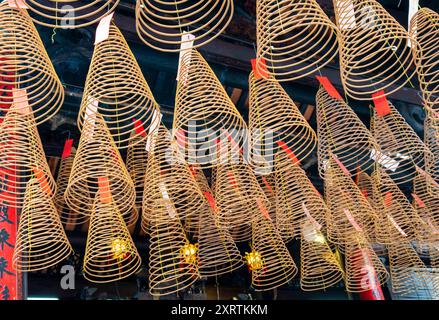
344, 233, 389, 293
142, 125, 205, 225
54, 147, 90, 227
83, 191, 141, 283
371, 102, 431, 185
410, 8, 439, 118
215, 163, 270, 242
135, 0, 234, 52
413, 170, 439, 229
249, 212, 297, 291
197, 203, 243, 277
173, 49, 248, 168
332, 0, 416, 100
255, 0, 338, 81
430, 240, 439, 268
78, 23, 161, 149
0, 3, 64, 126
412, 170, 439, 258
126, 131, 149, 206
0, 106, 56, 209
187, 165, 248, 276
248, 71, 317, 172
388, 233, 434, 296
64, 113, 136, 226
324, 157, 378, 248
316, 86, 380, 178
149, 199, 199, 296
300, 219, 344, 291
275, 153, 328, 241
13, 179, 73, 272
425, 117, 439, 184
371, 168, 423, 245
18, 1, 119, 29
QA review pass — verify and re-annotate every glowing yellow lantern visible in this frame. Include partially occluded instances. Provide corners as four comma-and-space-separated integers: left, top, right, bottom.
180, 243, 198, 264
244, 251, 263, 271
111, 238, 128, 260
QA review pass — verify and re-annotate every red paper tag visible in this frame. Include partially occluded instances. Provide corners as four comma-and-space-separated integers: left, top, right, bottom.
33, 167, 52, 196
372, 91, 391, 117
251, 58, 269, 79
355, 166, 361, 185
227, 171, 238, 189
188, 166, 197, 177
332, 154, 350, 176
256, 198, 271, 221
98, 176, 111, 203
61, 139, 73, 159
176, 128, 187, 149
277, 141, 300, 165
261, 176, 274, 194
411, 193, 426, 208
203, 191, 217, 212
384, 192, 392, 207
132, 118, 147, 137
224, 130, 244, 155
215, 138, 224, 158
361, 188, 369, 199
316, 76, 343, 100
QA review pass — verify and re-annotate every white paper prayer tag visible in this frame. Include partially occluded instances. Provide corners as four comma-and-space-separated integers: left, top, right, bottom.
145, 110, 162, 152
359, 5, 375, 29
176, 32, 195, 82
344, 208, 363, 232
8, 0, 28, 8
159, 182, 170, 200
336, 0, 357, 30
370, 149, 399, 172
159, 182, 176, 218
302, 220, 324, 243
359, 251, 380, 292
84, 97, 98, 125
94, 12, 114, 45
83, 97, 98, 140
12, 88, 30, 114
302, 202, 322, 230
408, 0, 419, 48
322, 159, 329, 171
388, 215, 407, 237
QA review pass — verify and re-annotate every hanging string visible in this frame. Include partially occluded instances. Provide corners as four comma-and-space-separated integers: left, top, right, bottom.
51, 1, 58, 44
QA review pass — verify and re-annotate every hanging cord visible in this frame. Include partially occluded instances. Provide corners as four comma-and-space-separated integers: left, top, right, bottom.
51, 1, 58, 44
